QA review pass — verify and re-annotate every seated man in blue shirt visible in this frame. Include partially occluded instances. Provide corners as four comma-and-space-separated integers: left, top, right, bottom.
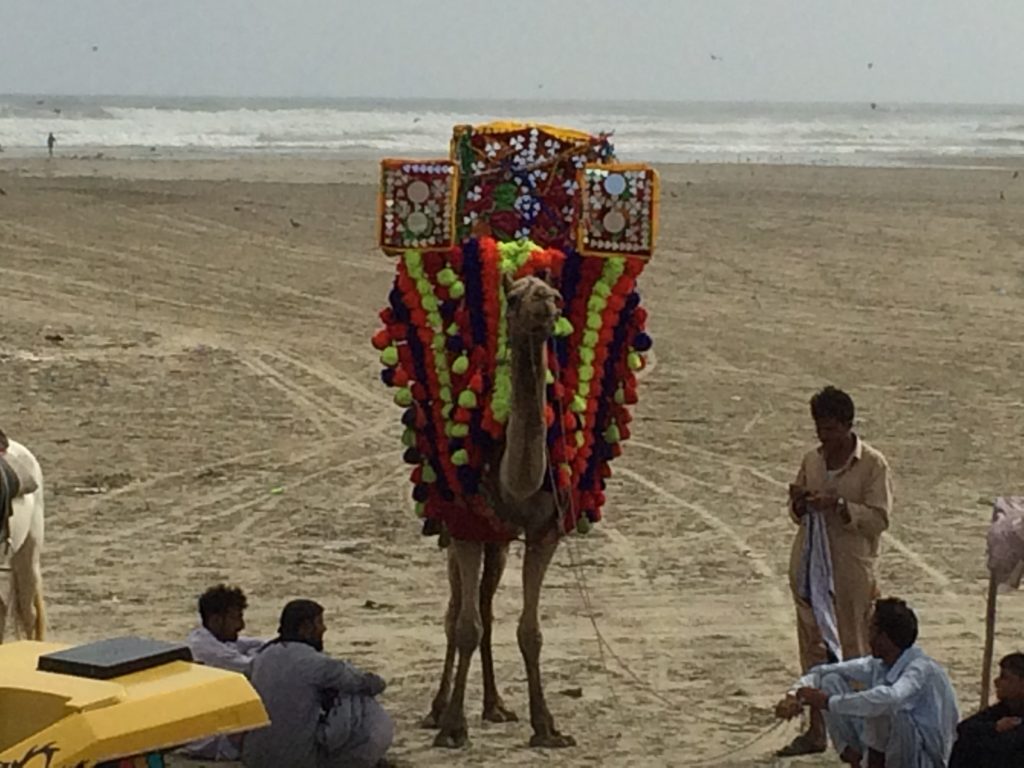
775, 597, 959, 767
948, 652, 1024, 767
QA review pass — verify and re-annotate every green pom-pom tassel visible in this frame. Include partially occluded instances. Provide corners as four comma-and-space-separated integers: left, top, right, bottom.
451, 449, 469, 466
394, 387, 412, 407
380, 345, 399, 367
415, 502, 426, 518
437, 267, 457, 286
628, 351, 643, 371
441, 403, 453, 419
458, 390, 478, 409
451, 423, 470, 438
449, 280, 465, 299
553, 316, 574, 337
402, 428, 417, 448
579, 365, 594, 383
614, 386, 626, 405
580, 347, 595, 364
422, 294, 439, 313
605, 424, 621, 444
452, 354, 470, 375
583, 330, 599, 347
440, 386, 452, 403
576, 516, 592, 534
447, 322, 460, 337
422, 464, 437, 483
575, 430, 586, 447
570, 395, 587, 413
545, 368, 555, 385
586, 311, 603, 330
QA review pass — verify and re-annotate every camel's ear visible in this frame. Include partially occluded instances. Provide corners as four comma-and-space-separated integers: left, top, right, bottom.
502, 271, 516, 295
538, 268, 552, 285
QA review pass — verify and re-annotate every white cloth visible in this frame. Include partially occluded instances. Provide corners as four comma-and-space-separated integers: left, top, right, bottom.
796, 505, 842, 663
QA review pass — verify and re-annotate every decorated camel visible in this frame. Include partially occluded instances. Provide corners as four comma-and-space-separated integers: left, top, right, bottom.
373, 122, 657, 747
0, 437, 46, 642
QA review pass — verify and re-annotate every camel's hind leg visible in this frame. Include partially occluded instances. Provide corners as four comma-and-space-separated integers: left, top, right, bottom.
422, 547, 461, 728
520, 531, 575, 748
11, 536, 44, 640
433, 539, 483, 749
480, 542, 517, 723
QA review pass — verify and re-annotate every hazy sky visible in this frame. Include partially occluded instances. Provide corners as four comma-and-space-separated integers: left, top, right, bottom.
3, 0, 1023, 103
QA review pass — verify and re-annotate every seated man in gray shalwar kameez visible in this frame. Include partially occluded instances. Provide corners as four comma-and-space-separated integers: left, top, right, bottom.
242, 599, 394, 768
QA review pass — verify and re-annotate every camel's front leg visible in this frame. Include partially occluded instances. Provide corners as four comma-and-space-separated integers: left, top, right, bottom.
434, 539, 484, 749
422, 548, 460, 728
480, 542, 518, 723
519, 532, 576, 748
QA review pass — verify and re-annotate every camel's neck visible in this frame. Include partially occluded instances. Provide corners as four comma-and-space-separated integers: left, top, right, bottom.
498, 330, 548, 502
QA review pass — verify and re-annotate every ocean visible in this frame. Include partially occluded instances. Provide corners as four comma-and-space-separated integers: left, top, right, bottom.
1, 95, 1023, 167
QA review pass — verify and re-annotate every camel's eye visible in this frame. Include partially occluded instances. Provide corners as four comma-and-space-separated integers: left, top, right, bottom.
507, 293, 522, 310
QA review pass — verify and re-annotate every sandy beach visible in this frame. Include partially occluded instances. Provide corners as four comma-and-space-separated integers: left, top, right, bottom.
2, 153, 1024, 767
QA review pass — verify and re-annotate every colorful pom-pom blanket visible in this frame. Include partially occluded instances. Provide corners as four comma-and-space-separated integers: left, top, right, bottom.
374, 123, 656, 542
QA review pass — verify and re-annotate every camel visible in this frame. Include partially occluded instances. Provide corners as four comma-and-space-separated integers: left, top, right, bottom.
423, 272, 576, 749
0, 439, 46, 642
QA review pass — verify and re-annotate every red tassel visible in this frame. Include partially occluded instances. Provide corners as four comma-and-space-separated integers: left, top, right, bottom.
371, 328, 391, 350
469, 373, 484, 394
545, 405, 555, 427
454, 407, 472, 424
392, 368, 411, 387
423, 252, 444, 272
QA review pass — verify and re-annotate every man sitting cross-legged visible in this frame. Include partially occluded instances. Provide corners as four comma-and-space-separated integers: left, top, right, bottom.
243, 599, 394, 768
775, 597, 959, 767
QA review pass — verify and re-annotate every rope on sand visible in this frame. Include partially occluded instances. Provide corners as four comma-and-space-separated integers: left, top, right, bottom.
543, 344, 791, 763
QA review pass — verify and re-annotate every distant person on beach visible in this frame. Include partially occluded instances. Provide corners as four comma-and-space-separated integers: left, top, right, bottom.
179, 584, 267, 760
47, 132, 56, 157
949, 652, 1024, 767
779, 386, 894, 757
775, 597, 959, 767
243, 599, 394, 768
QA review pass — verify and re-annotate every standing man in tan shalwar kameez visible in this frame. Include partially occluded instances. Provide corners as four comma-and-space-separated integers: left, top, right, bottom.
776, 386, 894, 759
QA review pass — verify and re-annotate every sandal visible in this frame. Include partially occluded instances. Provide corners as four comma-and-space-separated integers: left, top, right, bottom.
776, 733, 827, 757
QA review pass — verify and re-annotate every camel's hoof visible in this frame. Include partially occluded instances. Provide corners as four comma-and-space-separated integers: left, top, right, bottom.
482, 703, 519, 723
530, 732, 577, 749
433, 727, 470, 749
420, 711, 443, 729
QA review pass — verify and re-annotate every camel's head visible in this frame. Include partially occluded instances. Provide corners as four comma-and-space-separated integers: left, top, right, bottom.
503, 272, 561, 340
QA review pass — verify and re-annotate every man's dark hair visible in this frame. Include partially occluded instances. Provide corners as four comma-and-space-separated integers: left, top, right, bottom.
1000, 652, 1024, 679
873, 597, 918, 650
810, 386, 855, 425
198, 584, 247, 624
278, 599, 324, 641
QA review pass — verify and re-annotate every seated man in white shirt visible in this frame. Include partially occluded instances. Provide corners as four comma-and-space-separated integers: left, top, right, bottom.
775, 597, 959, 767
179, 584, 267, 760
